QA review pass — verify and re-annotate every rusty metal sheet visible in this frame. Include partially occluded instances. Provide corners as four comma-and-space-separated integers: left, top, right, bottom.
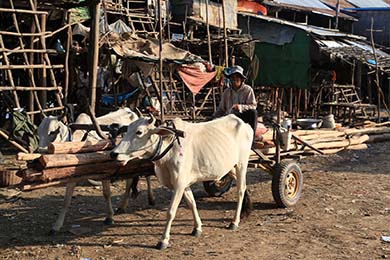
192, 0, 237, 29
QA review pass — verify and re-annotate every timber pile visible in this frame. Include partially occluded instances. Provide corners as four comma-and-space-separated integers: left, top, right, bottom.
16, 139, 154, 191
252, 123, 390, 158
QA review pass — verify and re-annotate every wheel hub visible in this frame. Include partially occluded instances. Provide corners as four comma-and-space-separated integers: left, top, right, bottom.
285, 171, 299, 198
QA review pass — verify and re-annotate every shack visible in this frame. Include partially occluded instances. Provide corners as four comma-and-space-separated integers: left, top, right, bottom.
237, 11, 390, 123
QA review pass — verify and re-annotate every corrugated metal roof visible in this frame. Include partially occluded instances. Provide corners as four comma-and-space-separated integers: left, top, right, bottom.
320, 0, 355, 9
239, 12, 364, 38
272, 0, 333, 10
265, 0, 355, 19
346, 0, 390, 7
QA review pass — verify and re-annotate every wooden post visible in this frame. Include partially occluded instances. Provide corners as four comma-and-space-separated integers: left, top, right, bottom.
369, 17, 380, 122
29, 4, 36, 121
222, 0, 228, 67
64, 10, 72, 105
89, 1, 101, 112
275, 90, 281, 164
39, 12, 47, 110
192, 93, 196, 121
205, 0, 212, 64
335, 0, 340, 29
158, 0, 164, 122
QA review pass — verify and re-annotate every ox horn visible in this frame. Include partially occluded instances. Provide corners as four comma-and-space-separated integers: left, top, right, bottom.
88, 106, 108, 140
135, 107, 143, 117
148, 113, 156, 125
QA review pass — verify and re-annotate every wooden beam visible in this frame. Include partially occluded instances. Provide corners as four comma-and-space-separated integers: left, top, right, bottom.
89, 1, 101, 112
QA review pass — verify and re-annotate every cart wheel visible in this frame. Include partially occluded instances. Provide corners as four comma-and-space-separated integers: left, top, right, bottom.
272, 160, 303, 208
203, 174, 234, 197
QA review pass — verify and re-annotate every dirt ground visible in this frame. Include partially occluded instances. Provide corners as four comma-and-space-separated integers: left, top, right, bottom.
1, 141, 390, 260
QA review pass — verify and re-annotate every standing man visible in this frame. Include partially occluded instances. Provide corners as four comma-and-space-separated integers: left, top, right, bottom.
214, 65, 257, 133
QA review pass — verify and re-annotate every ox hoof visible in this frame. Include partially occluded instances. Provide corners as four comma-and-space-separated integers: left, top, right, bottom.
227, 223, 238, 231
48, 229, 57, 236
115, 208, 126, 215
103, 218, 114, 225
156, 241, 169, 250
191, 229, 202, 237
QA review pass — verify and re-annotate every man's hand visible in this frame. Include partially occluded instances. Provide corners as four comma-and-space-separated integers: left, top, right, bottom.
231, 104, 241, 111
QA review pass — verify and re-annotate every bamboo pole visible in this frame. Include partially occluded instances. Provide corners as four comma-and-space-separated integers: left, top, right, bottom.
0, 35, 20, 107
29, 4, 37, 121
0, 129, 29, 153
0, 31, 50, 37
0, 48, 57, 53
0, 64, 64, 69
205, 0, 212, 64
0, 7, 48, 14
222, 0, 228, 67
39, 11, 47, 111
9, 0, 44, 117
0, 86, 60, 91
1, 19, 87, 58
158, 0, 164, 122
64, 10, 72, 104
89, 1, 101, 112
26, 106, 64, 115
28, 0, 63, 109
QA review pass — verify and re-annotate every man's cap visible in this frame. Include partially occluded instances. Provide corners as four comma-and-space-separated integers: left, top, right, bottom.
226, 65, 247, 79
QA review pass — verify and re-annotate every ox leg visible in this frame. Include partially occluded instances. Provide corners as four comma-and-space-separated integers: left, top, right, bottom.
229, 165, 248, 230
102, 180, 114, 225
50, 182, 76, 235
146, 175, 156, 206
156, 187, 185, 250
183, 187, 202, 237
116, 178, 133, 214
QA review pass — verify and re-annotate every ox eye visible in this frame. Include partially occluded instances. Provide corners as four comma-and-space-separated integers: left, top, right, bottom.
136, 130, 142, 136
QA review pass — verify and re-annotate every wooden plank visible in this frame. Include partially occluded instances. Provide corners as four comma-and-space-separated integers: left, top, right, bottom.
16, 153, 41, 161
39, 152, 112, 168
48, 140, 114, 154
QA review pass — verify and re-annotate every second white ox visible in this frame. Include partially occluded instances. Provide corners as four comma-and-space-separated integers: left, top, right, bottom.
37, 108, 154, 234
110, 114, 254, 250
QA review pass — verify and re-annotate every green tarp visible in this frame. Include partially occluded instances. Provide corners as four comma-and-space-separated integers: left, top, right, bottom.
251, 30, 311, 89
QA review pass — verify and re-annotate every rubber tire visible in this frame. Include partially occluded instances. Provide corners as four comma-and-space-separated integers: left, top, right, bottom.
272, 160, 303, 208
203, 174, 234, 197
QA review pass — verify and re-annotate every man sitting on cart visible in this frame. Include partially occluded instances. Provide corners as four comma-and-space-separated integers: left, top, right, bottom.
214, 65, 258, 135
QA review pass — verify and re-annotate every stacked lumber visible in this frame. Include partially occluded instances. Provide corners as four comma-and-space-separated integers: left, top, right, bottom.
16, 139, 154, 191
253, 124, 390, 158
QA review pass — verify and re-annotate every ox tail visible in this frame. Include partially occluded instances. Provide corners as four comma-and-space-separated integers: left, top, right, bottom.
240, 190, 253, 219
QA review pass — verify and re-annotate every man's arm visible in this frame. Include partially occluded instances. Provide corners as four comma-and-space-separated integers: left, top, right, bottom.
239, 87, 257, 112
213, 90, 228, 118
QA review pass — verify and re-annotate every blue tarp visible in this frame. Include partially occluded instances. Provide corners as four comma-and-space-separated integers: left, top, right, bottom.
101, 88, 139, 106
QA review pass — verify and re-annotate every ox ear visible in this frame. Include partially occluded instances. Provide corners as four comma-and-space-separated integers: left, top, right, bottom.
58, 123, 69, 141
129, 113, 136, 121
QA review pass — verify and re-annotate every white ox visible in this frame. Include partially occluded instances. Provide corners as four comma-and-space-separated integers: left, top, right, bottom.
37, 108, 154, 234
111, 114, 254, 250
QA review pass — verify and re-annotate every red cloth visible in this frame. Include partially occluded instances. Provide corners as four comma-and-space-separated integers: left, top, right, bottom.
177, 66, 217, 95
237, 1, 267, 15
